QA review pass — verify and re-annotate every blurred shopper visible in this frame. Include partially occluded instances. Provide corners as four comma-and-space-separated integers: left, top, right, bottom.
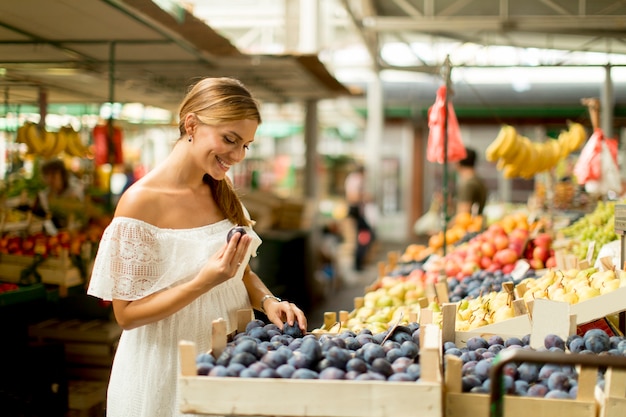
455, 147, 488, 216
32, 158, 84, 229
345, 163, 375, 271
87, 77, 307, 417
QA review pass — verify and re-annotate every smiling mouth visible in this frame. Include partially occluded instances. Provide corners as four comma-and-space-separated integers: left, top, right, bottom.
216, 156, 232, 170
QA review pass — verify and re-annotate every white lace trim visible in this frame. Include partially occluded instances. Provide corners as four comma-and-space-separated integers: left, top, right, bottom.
87, 216, 261, 301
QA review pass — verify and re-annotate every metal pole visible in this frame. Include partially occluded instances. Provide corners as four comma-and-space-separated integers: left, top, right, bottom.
441, 56, 452, 256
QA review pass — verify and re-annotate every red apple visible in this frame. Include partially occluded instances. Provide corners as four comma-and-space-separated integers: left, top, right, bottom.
532, 233, 553, 250
494, 234, 510, 251
461, 261, 479, 277
494, 248, 518, 265
502, 263, 515, 274
487, 261, 502, 272
529, 258, 545, 270
480, 241, 497, 258
532, 245, 550, 263
480, 256, 493, 269
444, 261, 461, 278
545, 256, 557, 269
488, 223, 506, 236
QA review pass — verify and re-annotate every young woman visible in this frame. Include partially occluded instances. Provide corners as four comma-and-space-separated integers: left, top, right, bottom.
88, 77, 307, 417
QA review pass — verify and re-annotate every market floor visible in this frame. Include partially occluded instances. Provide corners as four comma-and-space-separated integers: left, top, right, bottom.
307, 239, 410, 330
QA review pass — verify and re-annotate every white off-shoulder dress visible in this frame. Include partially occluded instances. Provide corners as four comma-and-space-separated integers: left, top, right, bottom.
87, 216, 262, 417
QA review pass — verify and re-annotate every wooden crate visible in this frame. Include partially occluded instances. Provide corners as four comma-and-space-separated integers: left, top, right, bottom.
451, 286, 626, 347
29, 318, 121, 381
598, 367, 626, 417
178, 319, 443, 417
67, 380, 107, 417
444, 354, 599, 417
0, 250, 83, 292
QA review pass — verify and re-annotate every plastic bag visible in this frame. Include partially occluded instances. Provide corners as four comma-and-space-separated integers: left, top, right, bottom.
573, 127, 621, 195
414, 197, 441, 236
573, 128, 602, 184
597, 140, 622, 194
426, 85, 466, 164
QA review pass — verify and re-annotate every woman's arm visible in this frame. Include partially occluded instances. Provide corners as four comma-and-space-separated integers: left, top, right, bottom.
242, 265, 308, 332
112, 233, 251, 330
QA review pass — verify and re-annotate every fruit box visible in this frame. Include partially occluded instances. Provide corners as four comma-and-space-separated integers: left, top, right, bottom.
444, 354, 599, 417
0, 282, 46, 307
0, 250, 83, 290
452, 285, 626, 347
177, 314, 444, 417
597, 367, 626, 417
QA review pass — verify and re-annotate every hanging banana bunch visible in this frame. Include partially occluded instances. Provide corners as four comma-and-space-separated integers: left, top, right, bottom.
15, 122, 90, 158
485, 122, 587, 179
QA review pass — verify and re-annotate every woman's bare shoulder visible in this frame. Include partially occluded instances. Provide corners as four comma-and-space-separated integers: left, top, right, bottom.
114, 180, 162, 222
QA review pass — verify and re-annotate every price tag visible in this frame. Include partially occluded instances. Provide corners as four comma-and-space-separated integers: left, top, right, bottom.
586, 241, 595, 265
43, 219, 58, 236
510, 259, 530, 282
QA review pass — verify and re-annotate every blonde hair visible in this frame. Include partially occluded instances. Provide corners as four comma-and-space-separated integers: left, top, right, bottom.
178, 77, 262, 227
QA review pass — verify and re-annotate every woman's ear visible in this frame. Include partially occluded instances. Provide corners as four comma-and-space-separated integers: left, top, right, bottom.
184, 113, 197, 136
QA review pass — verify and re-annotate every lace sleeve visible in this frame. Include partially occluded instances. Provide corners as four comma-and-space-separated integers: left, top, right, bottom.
87, 218, 165, 301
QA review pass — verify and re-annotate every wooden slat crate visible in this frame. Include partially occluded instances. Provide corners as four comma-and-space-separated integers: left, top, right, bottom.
451, 285, 626, 347
598, 367, 626, 417
29, 318, 121, 381
178, 318, 443, 417
444, 354, 598, 417
0, 250, 83, 293
67, 380, 107, 417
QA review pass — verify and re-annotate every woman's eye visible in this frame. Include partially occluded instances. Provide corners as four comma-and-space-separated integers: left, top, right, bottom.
243, 144, 250, 150
224, 136, 235, 144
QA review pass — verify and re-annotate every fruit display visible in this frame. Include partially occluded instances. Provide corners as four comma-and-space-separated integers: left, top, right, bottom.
520, 267, 626, 304
558, 200, 619, 261
427, 212, 483, 251
0, 282, 19, 294
15, 121, 91, 158
485, 122, 587, 179
195, 318, 425, 382
444, 329, 624, 397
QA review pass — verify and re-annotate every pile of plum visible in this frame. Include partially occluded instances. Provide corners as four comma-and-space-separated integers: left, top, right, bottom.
196, 319, 423, 381
445, 328, 626, 398
447, 268, 537, 303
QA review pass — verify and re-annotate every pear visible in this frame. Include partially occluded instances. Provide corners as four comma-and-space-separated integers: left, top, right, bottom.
600, 278, 620, 295
492, 305, 515, 322
576, 286, 601, 302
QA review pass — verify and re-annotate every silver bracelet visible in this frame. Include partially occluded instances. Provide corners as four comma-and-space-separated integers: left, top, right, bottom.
260, 294, 282, 314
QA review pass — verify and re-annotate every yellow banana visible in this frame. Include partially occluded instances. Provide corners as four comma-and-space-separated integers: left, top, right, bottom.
567, 122, 587, 151
39, 130, 59, 158
497, 126, 520, 162
529, 142, 546, 174
48, 128, 68, 156
557, 130, 573, 157
502, 136, 530, 179
16, 122, 33, 145
25, 123, 46, 154
519, 141, 538, 178
486, 125, 511, 162
65, 129, 87, 157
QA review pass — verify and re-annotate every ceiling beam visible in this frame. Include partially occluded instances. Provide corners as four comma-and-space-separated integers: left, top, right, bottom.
362, 15, 626, 35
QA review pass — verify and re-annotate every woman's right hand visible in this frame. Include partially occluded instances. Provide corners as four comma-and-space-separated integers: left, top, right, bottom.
195, 231, 252, 291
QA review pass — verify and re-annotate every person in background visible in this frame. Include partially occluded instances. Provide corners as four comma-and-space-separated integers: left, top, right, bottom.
87, 77, 307, 417
344, 163, 375, 271
455, 147, 488, 216
32, 158, 85, 229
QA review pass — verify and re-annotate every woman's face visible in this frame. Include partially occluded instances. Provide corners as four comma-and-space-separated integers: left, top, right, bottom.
44, 170, 64, 194
192, 118, 257, 180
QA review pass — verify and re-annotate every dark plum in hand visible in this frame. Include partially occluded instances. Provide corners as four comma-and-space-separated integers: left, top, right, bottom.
227, 226, 247, 242
283, 321, 304, 338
